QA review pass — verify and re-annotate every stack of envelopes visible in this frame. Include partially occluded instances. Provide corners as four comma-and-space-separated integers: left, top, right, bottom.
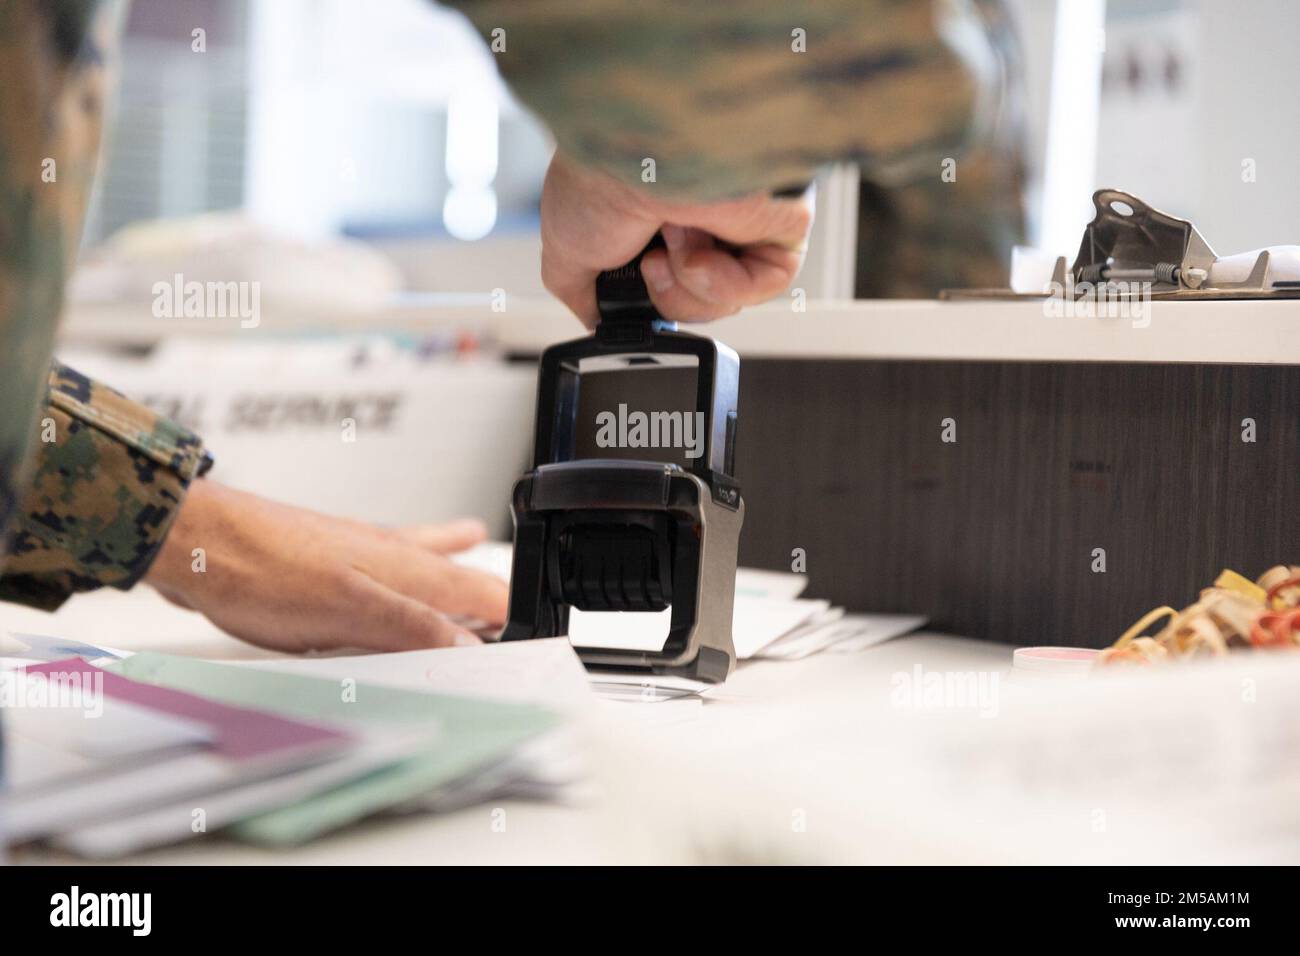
1, 639, 581, 858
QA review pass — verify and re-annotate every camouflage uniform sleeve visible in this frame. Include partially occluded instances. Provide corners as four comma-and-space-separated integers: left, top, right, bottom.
854, 0, 1029, 296
1, 0, 123, 560
0, 362, 212, 610
446, 0, 998, 199
0, 1, 213, 609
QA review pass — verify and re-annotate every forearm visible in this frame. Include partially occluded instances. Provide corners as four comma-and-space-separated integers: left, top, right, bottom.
448, 0, 993, 199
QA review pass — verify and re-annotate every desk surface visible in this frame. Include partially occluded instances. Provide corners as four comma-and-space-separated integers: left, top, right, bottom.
11, 587, 1293, 865
3, 587, 1009, 865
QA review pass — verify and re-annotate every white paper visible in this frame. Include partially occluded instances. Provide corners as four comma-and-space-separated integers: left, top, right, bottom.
750, 606, 846, 659
3, 631, 128, 663
6, 696, 211, 778
53, 728, 429, 859
758, 613, 927, 660
568, 598, 830, 660
238, 637, 595, 716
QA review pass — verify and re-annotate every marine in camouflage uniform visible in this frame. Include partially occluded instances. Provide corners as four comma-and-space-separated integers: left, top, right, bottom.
0, 0, 211, 610
0, 0, 1024, 607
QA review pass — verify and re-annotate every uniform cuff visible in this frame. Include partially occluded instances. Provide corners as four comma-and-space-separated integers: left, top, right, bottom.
0, 362, 212, 610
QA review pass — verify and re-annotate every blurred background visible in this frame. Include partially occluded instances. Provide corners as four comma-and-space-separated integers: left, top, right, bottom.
75, 0, 1300, 293
58, 0, 1300, 534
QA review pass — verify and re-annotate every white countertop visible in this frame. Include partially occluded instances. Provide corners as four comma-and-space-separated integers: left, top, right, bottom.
63, 295, 1300, 366
2, 587, 1006, 865
6, 586, 1297, 865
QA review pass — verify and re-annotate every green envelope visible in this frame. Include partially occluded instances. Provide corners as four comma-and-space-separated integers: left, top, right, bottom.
109, 652, 559, 846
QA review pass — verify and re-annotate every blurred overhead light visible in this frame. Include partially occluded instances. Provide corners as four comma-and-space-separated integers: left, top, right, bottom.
443, 186, 498, 241
443, 86, 499, 239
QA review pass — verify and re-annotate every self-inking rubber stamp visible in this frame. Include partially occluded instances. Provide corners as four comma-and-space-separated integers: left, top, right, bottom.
500, 236, 744, 683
